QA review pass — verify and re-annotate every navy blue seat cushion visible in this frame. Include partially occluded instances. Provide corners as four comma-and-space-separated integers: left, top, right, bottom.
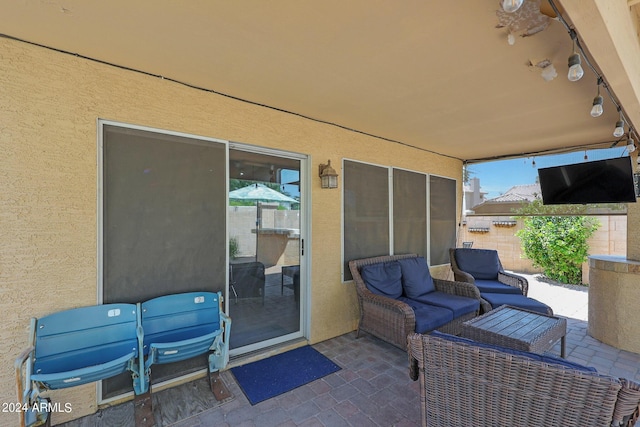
413, 291, 479, 317
360, 261, 403, 299
430, 330, 596, 373
398, 256, 436, 298
454, 248, 501, 280
475, 279, 522, 295
398, 297, 454, 333
481, 293, 551, 314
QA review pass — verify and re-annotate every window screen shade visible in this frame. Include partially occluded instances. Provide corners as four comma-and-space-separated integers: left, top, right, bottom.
343, 161, 390, 281
429, 175, 456, 266
343, 161, 457, 280
103, 125, 227, 303
393, 169, 427, 257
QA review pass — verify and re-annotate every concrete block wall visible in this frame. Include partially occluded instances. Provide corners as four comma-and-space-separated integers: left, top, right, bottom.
460, 215, 627, 281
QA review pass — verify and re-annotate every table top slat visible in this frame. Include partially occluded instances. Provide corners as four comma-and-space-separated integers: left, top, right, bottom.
460, 305, 567, 356
471, 307, 520, 329
506, 316, 553, 340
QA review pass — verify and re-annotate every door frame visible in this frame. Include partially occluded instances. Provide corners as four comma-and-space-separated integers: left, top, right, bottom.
97, 122, 311, 403
227, 141, 311, 357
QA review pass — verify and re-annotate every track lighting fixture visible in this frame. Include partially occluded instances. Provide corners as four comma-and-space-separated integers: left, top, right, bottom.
613, 121, 625, 138
567, 53, 583, 81
567, 30, 584, 82
613, 109, 625, 138
590, 95, 603, 118
501, 0, 524, 13
547, 2, 634, 146
627, 138, 636, 154
590, 78, 603, 117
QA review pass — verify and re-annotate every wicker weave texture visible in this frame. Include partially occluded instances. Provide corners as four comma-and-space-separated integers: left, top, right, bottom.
449, 247, 528, 295
348, 254, 482, 350
408, 333, 640, 427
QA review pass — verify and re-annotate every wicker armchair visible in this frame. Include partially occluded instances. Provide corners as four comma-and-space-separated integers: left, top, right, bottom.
348, 254, 482, 350
449, 247, 553, 315
408, 332, 640, 427
449, 247, 528, 295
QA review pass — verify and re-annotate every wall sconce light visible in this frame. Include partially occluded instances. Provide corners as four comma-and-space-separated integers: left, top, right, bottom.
319, 160, 339, 189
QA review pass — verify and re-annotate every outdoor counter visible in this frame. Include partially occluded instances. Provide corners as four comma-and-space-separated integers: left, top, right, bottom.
588, 255, 640, 354
253, 228, 300, 267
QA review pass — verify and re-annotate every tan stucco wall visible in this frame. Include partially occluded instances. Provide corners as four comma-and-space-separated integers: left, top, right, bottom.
628, 200, 640, 261
0, 38, 461, 424
588, 256, 640, 354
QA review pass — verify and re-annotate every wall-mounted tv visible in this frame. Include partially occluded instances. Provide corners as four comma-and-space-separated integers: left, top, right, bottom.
538, 156, 637, 205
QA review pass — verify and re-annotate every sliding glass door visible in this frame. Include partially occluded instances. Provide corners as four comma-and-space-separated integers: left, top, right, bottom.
228, 147, 304, 354
100, 123, 307, 399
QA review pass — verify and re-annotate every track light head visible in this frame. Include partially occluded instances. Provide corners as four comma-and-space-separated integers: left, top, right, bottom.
613, 120, 625, 138
567, 53, 584, 81
590, 95, 604, 117
627, 138, 636, 153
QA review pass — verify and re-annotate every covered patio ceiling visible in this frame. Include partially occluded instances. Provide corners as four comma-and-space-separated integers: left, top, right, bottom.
2, 0, 640, 162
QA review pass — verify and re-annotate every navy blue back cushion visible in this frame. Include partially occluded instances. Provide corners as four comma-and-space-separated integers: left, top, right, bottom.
454, 248, 501, 280
398, 257, 435, 299
360, 261, 403, 299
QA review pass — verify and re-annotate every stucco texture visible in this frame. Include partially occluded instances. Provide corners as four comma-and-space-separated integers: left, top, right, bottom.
628, 201, 640, 261
588, 256, 640, 354
1, 38, 461, 424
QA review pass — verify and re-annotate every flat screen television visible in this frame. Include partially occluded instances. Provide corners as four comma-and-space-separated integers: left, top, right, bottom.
538, 156, 637, 205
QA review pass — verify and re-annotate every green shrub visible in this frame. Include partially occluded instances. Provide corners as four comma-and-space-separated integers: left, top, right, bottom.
229, 237, 240, 260
515, 201, 599, 285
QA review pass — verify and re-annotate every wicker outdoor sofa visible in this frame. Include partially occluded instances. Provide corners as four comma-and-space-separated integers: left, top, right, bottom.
408, 332, 640, 427
348, 254, 482, 350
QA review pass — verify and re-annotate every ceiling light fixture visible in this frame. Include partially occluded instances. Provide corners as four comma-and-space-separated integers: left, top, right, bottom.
590, 96, 603, 118
627, 138, 636, 153
613, 109, 625, 138
567, 30, 584, 82
590, 78, 604, 117
550, 0, 640, 149
501, 0, 524, 13
613, 121, 625, 138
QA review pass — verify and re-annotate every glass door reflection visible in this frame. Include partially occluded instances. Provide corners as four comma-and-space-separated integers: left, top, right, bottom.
228, 148, 302, 352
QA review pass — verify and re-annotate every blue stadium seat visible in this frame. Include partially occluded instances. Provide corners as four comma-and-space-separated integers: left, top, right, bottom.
15, 292, 231, 426
15, 304, 139, 427
136, 291, 231, 395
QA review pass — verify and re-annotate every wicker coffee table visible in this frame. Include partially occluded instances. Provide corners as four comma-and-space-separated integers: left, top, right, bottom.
460, 305, 567, 357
